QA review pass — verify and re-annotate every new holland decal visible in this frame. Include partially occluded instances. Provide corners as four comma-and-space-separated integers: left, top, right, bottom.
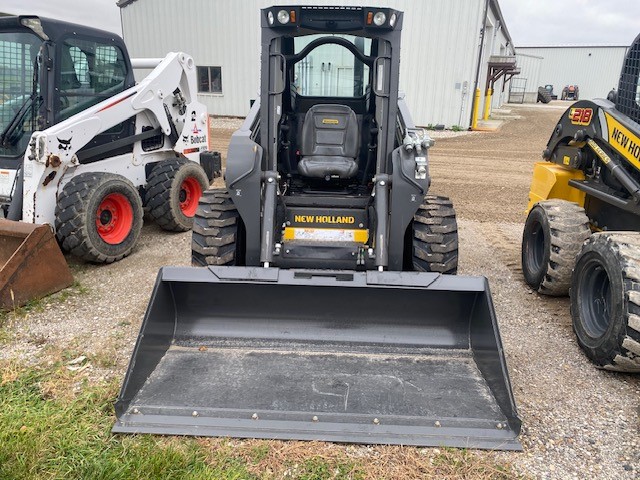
294, 215, 355, 224
605, 112, 640, 171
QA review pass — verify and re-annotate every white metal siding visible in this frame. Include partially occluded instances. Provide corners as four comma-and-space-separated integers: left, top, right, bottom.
121, 0, 489, 127
473, 4, 516, 113
513, 52, 542, 102
491, 28, 514, 109
517, 46, 628, 101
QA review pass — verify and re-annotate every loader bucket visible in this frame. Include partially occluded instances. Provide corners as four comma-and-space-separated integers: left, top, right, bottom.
114, 267, 521, 450
0, 220, 73, 309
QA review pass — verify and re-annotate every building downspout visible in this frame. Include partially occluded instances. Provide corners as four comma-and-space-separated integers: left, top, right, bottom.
470, 0, 490, 129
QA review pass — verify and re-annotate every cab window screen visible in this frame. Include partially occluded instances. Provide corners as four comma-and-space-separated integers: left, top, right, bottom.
57, 38, 128, 122
0, 31, 40, 157
293, 35, 371, 98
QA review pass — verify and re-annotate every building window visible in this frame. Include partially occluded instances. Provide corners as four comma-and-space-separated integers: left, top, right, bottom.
197, 66, 222, 93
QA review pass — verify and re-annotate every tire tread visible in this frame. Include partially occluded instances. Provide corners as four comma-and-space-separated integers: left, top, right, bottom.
55, 173, 143, 263
147, 159, 209, 232
191, 188, 241, 266
531, 200, 591, 296
575, 232, 640, 372
412, 195, 458, 274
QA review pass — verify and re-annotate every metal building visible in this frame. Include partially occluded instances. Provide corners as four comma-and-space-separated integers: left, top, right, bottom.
118, 0, 515, 128
510, 52, 542, 103
517, 46, 629, 101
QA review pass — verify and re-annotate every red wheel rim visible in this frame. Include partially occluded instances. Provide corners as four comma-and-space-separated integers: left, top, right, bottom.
179, 177, 202, 217
95, 193, 134, 245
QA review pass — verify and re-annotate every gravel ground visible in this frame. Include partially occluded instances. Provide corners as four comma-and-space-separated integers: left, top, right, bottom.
427, 129, 480, 139
1, 103, 638, 479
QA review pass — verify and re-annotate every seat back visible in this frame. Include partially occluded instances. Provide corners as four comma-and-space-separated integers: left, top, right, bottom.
300, 104, 360, 159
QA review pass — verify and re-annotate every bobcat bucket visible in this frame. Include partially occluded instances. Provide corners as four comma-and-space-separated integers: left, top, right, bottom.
0, 220, 73, 309
114, 266, 521, 450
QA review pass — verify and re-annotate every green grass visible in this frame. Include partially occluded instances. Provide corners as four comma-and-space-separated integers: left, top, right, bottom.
0, 363, 525, 480
56, 280, 90, 302
3, 296, 47, 319
0, 365, 251, 480
0, 364, 365, 480
297, 458, 361, 479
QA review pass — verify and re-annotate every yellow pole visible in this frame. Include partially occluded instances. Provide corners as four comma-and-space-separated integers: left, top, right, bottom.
483, 88, 493, 120
471, 88, 481, 130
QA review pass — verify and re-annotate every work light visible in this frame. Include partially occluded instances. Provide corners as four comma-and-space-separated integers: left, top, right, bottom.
277, 9, 290, 24
373, 11, 386, 26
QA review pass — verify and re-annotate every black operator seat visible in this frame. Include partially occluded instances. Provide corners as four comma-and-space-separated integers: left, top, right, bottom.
298, 104, 360, 179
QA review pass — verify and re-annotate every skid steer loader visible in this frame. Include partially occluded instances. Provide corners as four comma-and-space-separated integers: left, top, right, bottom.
115, 6, 521, 450
522, 33, 640, 372
0, 16, 219, 308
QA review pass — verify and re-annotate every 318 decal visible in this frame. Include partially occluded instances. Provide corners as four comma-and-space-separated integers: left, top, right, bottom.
569, 107, 593, 126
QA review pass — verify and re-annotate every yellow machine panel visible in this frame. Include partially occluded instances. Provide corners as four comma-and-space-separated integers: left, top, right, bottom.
526, 162, 586, 213
604, 112, 640, 172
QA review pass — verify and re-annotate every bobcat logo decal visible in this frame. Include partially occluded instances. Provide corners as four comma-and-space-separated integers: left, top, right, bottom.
57, 137, 72, 151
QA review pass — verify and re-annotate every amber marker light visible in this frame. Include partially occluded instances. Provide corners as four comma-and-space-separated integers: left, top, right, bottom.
366, 11, 373, 25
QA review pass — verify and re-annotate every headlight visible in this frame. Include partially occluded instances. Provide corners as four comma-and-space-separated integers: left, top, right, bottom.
277, 9, 290, 24
373, 12, 386, 26
267, 11, 274, 25
389, 13, 397, 27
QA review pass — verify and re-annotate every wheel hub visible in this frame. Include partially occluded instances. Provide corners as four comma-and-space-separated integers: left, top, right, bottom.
99, 209, 113, 226
580, 259, 612, 338
95, 193, 133, 245
179, 177, 202, 217
526, 220, 545, 272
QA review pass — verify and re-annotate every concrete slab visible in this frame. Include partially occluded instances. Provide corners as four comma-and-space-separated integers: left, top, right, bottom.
473, 119, 505, 132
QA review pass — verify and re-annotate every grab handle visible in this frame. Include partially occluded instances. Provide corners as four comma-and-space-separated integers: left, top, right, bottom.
294, 271, 354, 282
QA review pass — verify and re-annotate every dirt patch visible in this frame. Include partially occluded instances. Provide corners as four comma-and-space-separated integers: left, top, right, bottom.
428, 104, 559, 223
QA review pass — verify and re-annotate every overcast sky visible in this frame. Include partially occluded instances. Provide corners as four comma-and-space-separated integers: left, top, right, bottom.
500, 0, 640, 46
1, 0, 639, 46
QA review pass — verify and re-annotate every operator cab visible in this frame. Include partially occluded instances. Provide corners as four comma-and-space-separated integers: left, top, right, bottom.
284, 33, 374, 188
220, 5, 430, 270
0, 16, 134, 167
615, 32, 640, 124
257, 7, 404, 196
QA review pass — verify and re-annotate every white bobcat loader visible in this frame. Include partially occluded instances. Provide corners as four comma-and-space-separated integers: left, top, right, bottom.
0, 16, 219, 308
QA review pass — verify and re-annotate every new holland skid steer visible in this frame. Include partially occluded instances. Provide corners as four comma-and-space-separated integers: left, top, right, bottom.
522, 34, 640, 372
115, 6, 521, 449
0, 16, 219, 308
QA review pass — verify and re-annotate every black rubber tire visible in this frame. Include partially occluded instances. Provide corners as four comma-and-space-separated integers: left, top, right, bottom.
537, 87, 552, 104
146, 159, 209, 232
522, 200, 590, 296
412, 195, 458, 274
55, 173, 143, 263
191, 188, 244, 266
571, 232, 640, 372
